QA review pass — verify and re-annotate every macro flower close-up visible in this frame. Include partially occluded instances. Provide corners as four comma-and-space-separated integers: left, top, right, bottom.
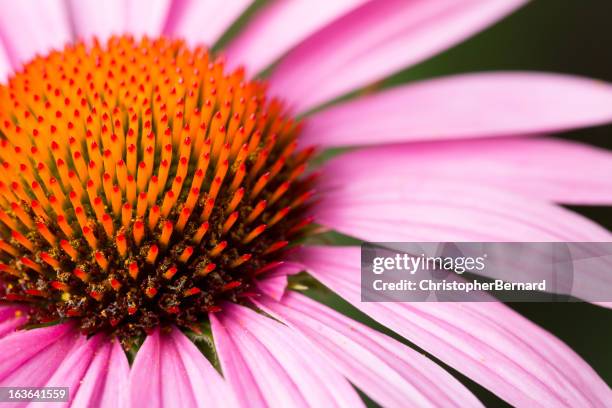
0, 0, 611, 407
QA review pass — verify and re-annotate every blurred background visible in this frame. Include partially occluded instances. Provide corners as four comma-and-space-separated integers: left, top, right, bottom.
300, 1, 612, 406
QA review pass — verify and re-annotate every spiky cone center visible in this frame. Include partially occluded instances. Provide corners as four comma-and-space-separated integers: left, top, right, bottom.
0, 36, 315, 345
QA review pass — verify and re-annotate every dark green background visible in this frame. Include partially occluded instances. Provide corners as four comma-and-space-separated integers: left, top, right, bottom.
383, 1, 612, 405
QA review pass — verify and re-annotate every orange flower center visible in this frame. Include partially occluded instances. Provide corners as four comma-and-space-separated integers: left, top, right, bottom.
0, 36, 314, 345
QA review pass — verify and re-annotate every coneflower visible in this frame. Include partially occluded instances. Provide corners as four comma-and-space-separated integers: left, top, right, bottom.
0, 1, 611, 407
0, 36, 314, 345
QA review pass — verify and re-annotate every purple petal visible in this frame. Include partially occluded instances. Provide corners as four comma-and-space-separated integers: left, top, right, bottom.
257, 292, 483, 407
322, 137, 612, 205
129, 327, 236, 408
302, 72, 612, 146
298, 246, 612, 407
210, 304, 365, 407
224, 0, 368, 74
268, 0, 526, 112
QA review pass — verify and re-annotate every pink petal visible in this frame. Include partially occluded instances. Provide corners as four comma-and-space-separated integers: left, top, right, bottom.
224, 0, 368, 74
322, 137, 612, 205
268, 0, 526, 112
129, 327, 235, 408
317, 176, 612, 241
129, 329, 162, 407
40, 334, 104, 407
126, 0, 172, 37
302, 72, 612, 146
256, 262, 304, 301
0, 0, 71, 67
257, 275, 289, 301
209, 312, 267, 407
0, 306, 26, 339
0, 324, 86, 391
0, 44, 12, 82
170, 328, 239, 408
472, 242, 612, 303
72, 339, 129, 408
0, 323, 74, 381
2, 331, 121, 407
164, 0, 251, 47
299, 246, 612, 407
210, 304, 365, 407
67, 0, 126, 41
257, 292, 483, 407
320, 153, 612, 303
